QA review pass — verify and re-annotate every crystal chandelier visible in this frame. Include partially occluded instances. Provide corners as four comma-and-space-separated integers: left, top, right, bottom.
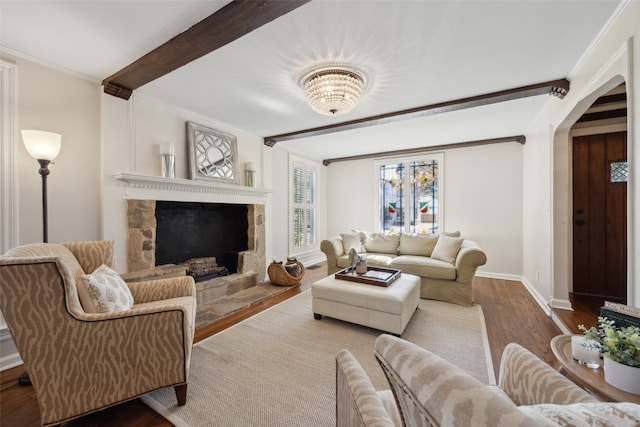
301, 66, 366, 116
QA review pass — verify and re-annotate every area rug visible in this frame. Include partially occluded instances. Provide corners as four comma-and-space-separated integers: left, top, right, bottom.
142, 290, 494, 427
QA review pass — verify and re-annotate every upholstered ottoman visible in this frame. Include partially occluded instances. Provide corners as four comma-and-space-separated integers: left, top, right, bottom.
311, 273, 420, 335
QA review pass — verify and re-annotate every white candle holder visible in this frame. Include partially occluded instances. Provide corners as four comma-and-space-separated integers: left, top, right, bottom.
159, 143, 175, 178
245, 162, 255, 187
571, 335, 600, 369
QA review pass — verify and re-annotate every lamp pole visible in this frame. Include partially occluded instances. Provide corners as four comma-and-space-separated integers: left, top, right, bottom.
37, 159, 51, 243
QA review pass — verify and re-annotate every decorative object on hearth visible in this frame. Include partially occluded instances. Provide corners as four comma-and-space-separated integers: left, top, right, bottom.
159, 142, 175, 178
245, 161, 256, 187
20, 130, 61, 243
186, 121, 239, 184
580, 316, 640, 394
300, 65, 366, 115
268, 257, 305, 286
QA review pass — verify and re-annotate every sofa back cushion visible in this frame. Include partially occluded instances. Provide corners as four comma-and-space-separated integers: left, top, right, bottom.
374, 335, 535, 427
365, 233, 400, 254
340, 233, 362, 254
398, 233, 440, 257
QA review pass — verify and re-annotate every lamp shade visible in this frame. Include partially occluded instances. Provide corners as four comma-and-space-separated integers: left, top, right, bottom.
21, 130, 62, 161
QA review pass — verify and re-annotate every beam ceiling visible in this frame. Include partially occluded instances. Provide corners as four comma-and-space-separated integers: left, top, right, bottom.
264, 79, 569, 147
102, 0, 310, 100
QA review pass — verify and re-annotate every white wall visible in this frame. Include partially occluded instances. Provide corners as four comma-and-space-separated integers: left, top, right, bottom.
13, 56, 102, 245
325, 142, 524, 277
523, 0, 640, 309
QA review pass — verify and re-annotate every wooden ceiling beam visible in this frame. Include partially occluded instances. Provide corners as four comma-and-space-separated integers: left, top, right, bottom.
322, 135, 526, 166
102, 0, 311, 100
264, 79, 569, 146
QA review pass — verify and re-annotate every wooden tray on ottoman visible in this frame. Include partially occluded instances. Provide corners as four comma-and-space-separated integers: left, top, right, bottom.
335, 267, 401, 287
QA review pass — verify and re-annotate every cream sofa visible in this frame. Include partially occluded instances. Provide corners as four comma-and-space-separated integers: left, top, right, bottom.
336, 334, 640, 427
321, 232, 486, 306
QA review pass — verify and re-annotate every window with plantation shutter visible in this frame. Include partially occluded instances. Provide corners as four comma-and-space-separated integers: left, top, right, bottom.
290, 157, 316, 254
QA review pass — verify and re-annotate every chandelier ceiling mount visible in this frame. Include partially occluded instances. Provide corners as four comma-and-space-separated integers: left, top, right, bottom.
300, 65, 366, 116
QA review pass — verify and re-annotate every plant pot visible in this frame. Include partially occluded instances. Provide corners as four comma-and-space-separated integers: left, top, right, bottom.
603, 357, 640, 394
356, 260, 367, 274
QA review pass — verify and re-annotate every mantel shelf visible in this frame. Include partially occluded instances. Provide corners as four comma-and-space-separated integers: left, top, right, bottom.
114, 172, 271, 198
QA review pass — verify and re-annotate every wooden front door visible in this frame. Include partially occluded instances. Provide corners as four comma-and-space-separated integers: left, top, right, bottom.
573, 131, 627, 300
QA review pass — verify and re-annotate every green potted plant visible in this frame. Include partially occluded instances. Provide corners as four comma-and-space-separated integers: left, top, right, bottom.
579, 317, 640, 394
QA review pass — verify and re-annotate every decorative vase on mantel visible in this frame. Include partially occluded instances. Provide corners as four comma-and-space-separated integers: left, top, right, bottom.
603, 357, 640, 395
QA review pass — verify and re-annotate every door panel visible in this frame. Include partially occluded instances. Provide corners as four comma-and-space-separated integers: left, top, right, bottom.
572, 131, 627, 300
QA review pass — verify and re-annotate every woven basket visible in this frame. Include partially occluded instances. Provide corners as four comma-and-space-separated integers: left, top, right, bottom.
268, 259, 305, 286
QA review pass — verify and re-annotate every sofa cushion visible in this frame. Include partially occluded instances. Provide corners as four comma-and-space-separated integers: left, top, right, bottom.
519, 402, 640, 427
340, 233, 362, 253
431, 235, 464, 263
365, 233, 400, 254
398, 233, 440, 256
337, 253, 395, 269
390, 255, 456, 280
78, 264, 135, 313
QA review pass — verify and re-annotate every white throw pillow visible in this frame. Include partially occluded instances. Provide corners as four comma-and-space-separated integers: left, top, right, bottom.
78, 264, 134, 313
431, 235, 464, 264
398, 233, 440, 256
340, 233, 362, 253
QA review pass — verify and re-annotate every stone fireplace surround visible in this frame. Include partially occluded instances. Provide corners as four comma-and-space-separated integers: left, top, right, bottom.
125, 199, 265, 280
114, 173, 270, 321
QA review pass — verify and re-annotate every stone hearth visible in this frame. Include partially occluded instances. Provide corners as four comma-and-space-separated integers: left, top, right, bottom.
124, 198, 268, 328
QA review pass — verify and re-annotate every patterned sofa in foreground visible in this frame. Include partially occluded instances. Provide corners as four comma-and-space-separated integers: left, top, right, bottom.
336, 335, 640, 427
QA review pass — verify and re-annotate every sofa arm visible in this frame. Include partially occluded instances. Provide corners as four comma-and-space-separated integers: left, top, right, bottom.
128, 276, 196, 304
321, 237, 345, 273
336, 349, 396, 427
499, 343, 597, 406
454, 240, 487, 285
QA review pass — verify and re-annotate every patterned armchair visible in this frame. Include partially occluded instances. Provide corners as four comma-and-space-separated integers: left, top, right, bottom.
336, 334, 640, 427
0, 241, 196, 427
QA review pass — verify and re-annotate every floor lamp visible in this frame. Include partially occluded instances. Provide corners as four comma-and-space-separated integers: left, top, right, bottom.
21, 130, 62, 243
18, 130, 61, 385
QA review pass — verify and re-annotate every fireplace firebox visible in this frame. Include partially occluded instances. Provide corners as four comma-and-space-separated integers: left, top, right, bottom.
155, 201, 248, 273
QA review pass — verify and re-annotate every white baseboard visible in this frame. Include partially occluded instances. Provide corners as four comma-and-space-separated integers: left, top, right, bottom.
475, 271, 522, 282
550, 298, 573, 311
0, 328, 22, 371
519, 277, 552, 316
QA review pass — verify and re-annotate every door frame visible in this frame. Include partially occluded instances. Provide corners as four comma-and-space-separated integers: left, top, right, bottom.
551, 73, 631, 311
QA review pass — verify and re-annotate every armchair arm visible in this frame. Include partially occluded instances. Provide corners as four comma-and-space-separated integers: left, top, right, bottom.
321, 237, 345, 274
127, 275, 195, 304
455, 240, 487, 285
499, 343, 597, 406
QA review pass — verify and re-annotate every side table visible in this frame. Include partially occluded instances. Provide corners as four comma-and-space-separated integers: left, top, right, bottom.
550, 335, 640, 403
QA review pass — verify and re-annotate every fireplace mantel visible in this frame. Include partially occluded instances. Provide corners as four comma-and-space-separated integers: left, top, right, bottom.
114, 172, 271, 201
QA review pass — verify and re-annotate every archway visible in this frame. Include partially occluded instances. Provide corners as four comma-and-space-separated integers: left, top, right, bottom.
551, 75, 627, 311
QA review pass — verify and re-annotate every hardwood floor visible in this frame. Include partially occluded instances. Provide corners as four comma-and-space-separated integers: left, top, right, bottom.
1, 264, 590, 427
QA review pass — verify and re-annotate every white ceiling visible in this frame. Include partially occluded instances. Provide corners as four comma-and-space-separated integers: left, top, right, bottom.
0, 0, 624, 162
